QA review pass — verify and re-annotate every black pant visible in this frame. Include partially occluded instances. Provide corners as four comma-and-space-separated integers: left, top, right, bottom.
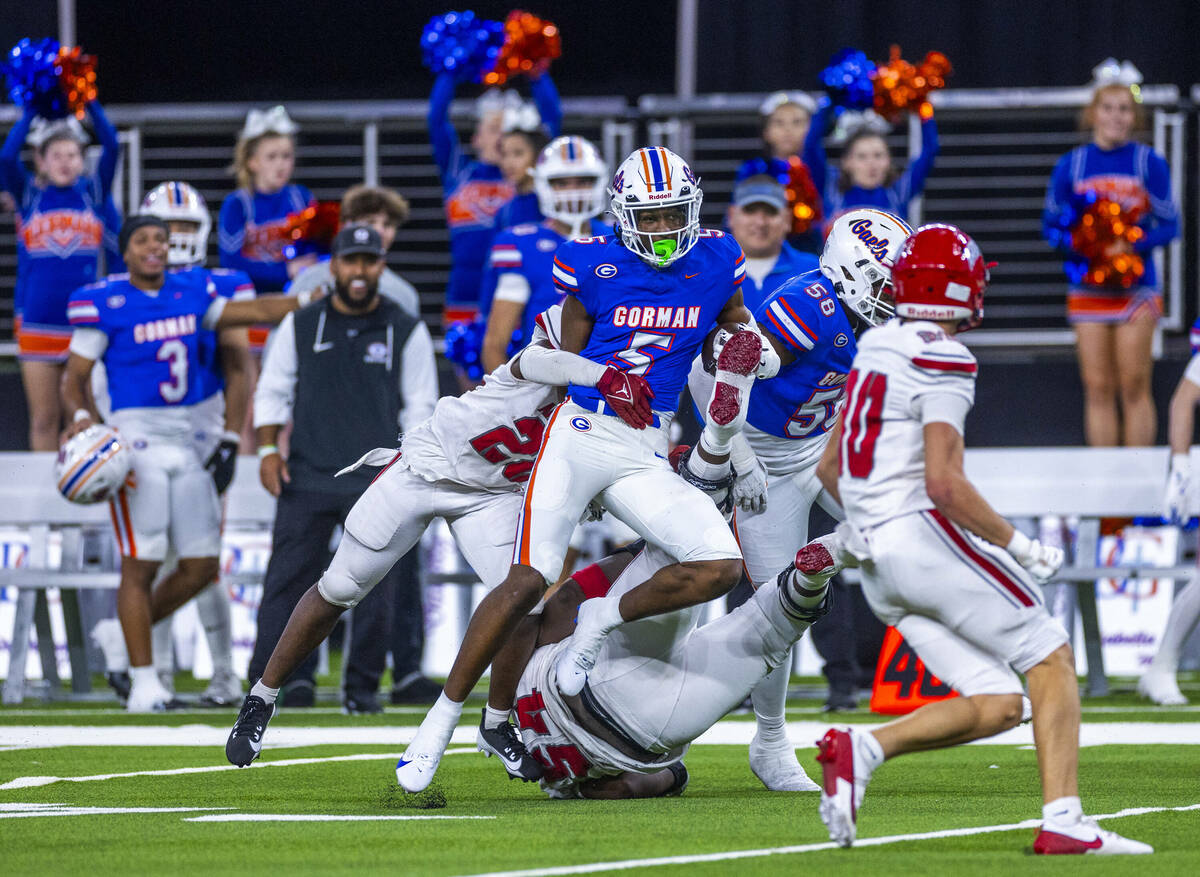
247, 486, 416, 695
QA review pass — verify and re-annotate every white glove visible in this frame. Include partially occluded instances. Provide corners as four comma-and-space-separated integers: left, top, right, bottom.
729, 434, 768, 513
1006, 530, 1064, 584
755, 328, 781, 379
1164, 454, 1191, 526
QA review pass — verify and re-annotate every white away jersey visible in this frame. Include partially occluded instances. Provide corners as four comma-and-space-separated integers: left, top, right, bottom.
837, 319, 977, 529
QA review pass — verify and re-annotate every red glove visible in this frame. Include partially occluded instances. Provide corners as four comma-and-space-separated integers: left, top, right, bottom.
597, 366, 655, 429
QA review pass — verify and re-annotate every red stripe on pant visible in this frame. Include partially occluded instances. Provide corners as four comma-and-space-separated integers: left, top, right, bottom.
926, 509, 1034, 607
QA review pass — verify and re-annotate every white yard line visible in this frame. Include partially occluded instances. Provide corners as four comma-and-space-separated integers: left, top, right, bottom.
0, 706, 432, 717
2, 721, 1199, 752
185, 813, 495, 822
0, 747, 477, 790
0, 802, 229, 819
459, 804, 1200, 877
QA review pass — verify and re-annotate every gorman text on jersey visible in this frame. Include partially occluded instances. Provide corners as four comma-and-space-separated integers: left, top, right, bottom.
133, 313, 198, 344
612, 305, 701, 329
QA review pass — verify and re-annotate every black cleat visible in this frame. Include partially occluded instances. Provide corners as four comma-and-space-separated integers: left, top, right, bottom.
390, 675, 442, 705
280, 680, 315, 708
105, 671, 131, 703
226, 695, 275, 766
476, 709, 544, 782
343, 691, 384, 715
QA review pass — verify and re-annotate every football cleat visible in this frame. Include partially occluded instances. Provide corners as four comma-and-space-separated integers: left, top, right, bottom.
749, 732, 820, 792
225, 695, 275, 767
390, 674, 442, 705
1137, 670, 1188, 706
395, 751, 442, 793
555, 598, 620, 697
476, 710, 544, 782
1033, 818, 1153, 855
708, 329, 762, 427
197, 671, 243, 708
104, 670, 131, 704
815, 727, 873, 847
126, 677, 176, 713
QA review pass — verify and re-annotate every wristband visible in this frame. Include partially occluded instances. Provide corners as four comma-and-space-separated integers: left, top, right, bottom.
220, 430, 242, 445
296, 289, 314, 308
73, 408, 93, 423
257, 445, 279, 459
1005, 529, 1032, 560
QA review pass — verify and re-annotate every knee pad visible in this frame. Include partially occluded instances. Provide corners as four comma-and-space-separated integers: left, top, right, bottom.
317, 566, 368, 609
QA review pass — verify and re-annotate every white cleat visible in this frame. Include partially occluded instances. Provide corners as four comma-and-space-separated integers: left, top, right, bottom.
199, 671, 244, 707
1034, 817, 1154, 855
126, 678, 174, 713
555, 598, 619, 697
749, 733, 820, 792
1137, 671, 1187, 706
815, 727, 872, 847
395, 751, 442, 793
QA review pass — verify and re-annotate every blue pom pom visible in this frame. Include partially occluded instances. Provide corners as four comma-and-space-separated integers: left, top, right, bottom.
820, 48, 876, 112
443, 319, 486, 380
420, 11, 506, 83
735, 157, 792, 186
1, 38, 69, 119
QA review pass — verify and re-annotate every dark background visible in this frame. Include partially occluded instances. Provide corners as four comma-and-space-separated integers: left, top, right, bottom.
3, 1, 1200, 104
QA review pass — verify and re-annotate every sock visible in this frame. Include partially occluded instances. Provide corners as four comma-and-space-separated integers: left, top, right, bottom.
1150, 575, 1200, 673
587, 594, 626, 632
688, 438, 731, 480
427, 692, 464, 733
251, 681, 279, 705
751, 663, 790, 746
483, 705, 511, 730
856, 729, 886, 774
129, 665, 158, 688
1043, 795, 1083, 827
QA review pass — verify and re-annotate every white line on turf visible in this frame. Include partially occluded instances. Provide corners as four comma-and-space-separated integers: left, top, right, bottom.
458, 803, 1200, 877
0, 802, 230, 819
185, 813, 496, 822
0, 747, 477, 790
2, 721, 1199, 750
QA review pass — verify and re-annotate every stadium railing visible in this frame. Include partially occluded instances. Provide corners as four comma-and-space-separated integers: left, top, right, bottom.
1, 447, 1194, 701
0, 84, 1190, 355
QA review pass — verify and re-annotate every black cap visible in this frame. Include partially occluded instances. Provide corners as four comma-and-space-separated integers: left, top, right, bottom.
331, 224, 385, 258
118, 215, 169, 257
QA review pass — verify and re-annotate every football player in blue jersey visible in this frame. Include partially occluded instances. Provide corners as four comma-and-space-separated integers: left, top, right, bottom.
397, 146, 785, 792
61, 215, 316, 711
688, 208, 913, 790
480, 135, 610, 372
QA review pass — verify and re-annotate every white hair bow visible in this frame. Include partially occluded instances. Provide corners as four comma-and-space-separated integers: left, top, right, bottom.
476, 88, 523, 121
240, 105, 298, 141
831, 108, 891, 144
1090, 58, 1143, 90
760, 90, 817, 117
502, 102, 542, 134
27, 115, 88, 148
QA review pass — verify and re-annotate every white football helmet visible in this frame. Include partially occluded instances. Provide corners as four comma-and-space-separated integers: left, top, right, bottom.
533, 136, 608, 238
819, 208, 914, 325
55, 424, 132, 504
140, 181, 211, 267
609, 146, 702, 268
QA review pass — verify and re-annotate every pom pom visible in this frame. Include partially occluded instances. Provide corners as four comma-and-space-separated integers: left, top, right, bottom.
443, 319, 486, 380
734, 156, 822, 235
1069, 195, 1146, 289
281, 201, 342, 259
820, 48, 876, 112
871, 46, 952, 123
420, 10, 506, 83
2, 38, 69, 119
57, 46, 97, 120
483, 10, 562, 87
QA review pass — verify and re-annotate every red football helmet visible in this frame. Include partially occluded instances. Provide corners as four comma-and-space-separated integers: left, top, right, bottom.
891, 224, 991, 331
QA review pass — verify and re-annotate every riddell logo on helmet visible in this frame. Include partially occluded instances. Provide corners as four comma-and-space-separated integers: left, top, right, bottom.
848, 218, 891, 261
648, 192, 674, 200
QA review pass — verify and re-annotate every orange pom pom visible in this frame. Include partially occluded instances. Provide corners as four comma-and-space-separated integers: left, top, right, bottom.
483, 10, 562, 86
872, 45, 952, 123
284, 201, 342, 251
1070, 198, 1146, 289
56, 46, 97, 120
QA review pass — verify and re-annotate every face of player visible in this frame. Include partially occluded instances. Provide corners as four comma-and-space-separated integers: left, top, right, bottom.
125, 226, 168, 282
472, 112, 505, 165
330, 252, 384, 311
842, 135, 891, 189
763, 104, 811, 158
348, 211, 398, 250
40, 138, 85, 187
729, 201, 788, 259
499, 133, 538, 188
632, 205, 687, 243
1092, 86, 1136, 148
247, 135, 295, 194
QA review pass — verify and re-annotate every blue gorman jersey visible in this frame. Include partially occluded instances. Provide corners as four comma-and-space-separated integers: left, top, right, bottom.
1042, 142, 1178, 290
67, 270, 225, 412
218, 184, 314, 293
480, 218, 611, 342
556, 231, 747, 415
749, 270, 856, 440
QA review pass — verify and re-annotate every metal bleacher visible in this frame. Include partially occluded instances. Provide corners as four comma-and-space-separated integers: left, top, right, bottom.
0, 84, 1190, 352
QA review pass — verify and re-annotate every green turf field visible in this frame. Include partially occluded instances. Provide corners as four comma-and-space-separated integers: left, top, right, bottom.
2, 676, 1198, 875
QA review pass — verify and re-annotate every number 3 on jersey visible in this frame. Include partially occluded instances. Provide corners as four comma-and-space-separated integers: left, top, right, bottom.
841, 368, 887, 477
157, 339, 189, 403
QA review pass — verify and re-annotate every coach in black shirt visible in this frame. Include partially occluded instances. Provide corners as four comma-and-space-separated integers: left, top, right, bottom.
248, 225, 438, 711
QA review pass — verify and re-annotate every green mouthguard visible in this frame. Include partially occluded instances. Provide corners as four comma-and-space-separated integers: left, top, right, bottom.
653, 239, 678, 266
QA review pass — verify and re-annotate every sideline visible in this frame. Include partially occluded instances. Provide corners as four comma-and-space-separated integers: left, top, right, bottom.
185, 813, 495, 822
459, 804, 1200, 876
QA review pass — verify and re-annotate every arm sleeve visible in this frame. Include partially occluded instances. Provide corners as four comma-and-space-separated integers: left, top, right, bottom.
801, 103, 832, 206
893, 117, 939, 205
530, 73, 563, 138
253, 312, 297, 427
427, 73, 461, 187
87, 101, 120, 197
1042, 153, 1078, 254
1135, 151, 1179, 253
68, 327, 108, 360
517, 343, 607, 388
0, 106, 35, 201
398, 322, 439, 430
914, 391, 971, 433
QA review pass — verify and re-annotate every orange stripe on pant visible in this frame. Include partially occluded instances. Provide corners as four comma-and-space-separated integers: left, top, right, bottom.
118, 489, 137, 558
516, 403, 565, 567
108, 497, 126, 557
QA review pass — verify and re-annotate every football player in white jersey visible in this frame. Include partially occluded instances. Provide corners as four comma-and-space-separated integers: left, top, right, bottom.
225, 304, 662, 769
813, 224, 1151, 855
